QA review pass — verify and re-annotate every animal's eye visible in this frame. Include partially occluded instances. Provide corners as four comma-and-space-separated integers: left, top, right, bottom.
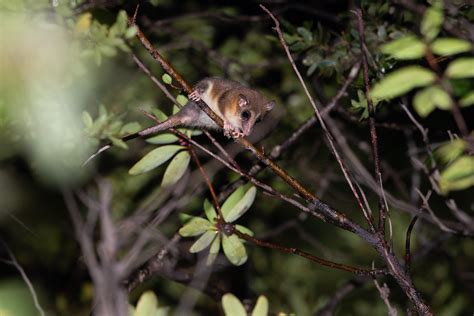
255, 116, 262, 123
241, 110, 251, 121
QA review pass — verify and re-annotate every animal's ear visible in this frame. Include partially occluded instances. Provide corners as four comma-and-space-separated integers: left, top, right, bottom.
238, 94, 248, 108
265, 101, 275, 112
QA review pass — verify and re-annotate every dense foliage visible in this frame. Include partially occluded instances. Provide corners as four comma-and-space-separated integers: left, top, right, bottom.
1, 0, 473, 315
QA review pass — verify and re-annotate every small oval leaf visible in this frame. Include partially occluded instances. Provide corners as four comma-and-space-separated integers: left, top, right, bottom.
129, 145, 184, 175
431, 38, 471, 56
421, 5, 443, 40
206, 235, 221, 266
413, 86, 452, 117
371, 66, 436, 101
134, 291, 158, 316
146, 133, 179, 145
224, 186, 257, 223
161, 151, 191, 187
445, 58, 474, 79
221, 186, 246, 215
235, 225, 254, 237
439, 156, 474, 194
222, 293, 246, 316
381, 35, 426, 60
222, 234, 247, 266
251, 295, 269, 316
204, 199, 218, 222
178, 217, 211, 237
162, 74, 172, 85
176, 95, 188, 106
190, 230, 217, 253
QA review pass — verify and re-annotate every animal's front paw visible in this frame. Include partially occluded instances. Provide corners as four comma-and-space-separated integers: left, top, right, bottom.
223, 121, 244, 138
188, 90, 201, 102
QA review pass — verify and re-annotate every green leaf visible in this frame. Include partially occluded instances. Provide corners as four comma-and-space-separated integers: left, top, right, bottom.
222, 293, 246, 316
445, 58, 474, 79
431, 38, 471, 56
109, 136, 128, 149
120, 122, 141, 135
460, 92, 474, 107
162, 74, 172, 85
204, 199, 217, 222
206, 235, 221, 265
134, 291, 158, 316
178, 217, 212, 237
413, 86, 452, 117
439, 156, 474, 194
235, 225, 254, 237
99, 45, 117, 57
251, 296, 269, 316
161, 150, 191, 186
156, 307, 169, 316
146, 133, 179, 145
125, 25, 138, 39
221, 186, 246, 215
223, 186, 256, 222
129, 145, 184, 175
297, 27, 313, 42
222, 234, 247, 266
176, 94, 188, 106
381, 35, 426, 60
435, 139, 465, 164
371, 66, 436, 101
190, 230, 217, 253
151, 108, 168, 121
82, 111, 93, 129
421, 5, 443, 41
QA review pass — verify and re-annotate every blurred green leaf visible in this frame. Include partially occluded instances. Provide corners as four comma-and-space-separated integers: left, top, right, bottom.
222, 293, 246, 316
435, 139, 465, 164
129, 145, 184, 175
421, 5, 443, 40
251, 295, 269, 316
371, 66, 436, 100
134, 291, 158, 316
176, 95, 188, 106
178, 217, 212, 237
125, 25, 138, 39
297, 27, 313, 42
460, 92, 474, 107
161, 150, 191, 186
222, 234, 247, 266
162, 74, 172, 85
120, 122, 141, 135
82, 111, 93, 129
146, 133, 179, 145
381, 35, 426, 60
431, 38, 471, 56
445, 58, 474, 79
413, 86, 452, 117
439, 156, 474, 194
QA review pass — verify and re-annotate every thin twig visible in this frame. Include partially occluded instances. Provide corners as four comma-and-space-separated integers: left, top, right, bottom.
353, 9, 389, 236
0, 238, 46, 316
260, 4, 376, 232
405, 216, 418, 275
233, 229, 387, 276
